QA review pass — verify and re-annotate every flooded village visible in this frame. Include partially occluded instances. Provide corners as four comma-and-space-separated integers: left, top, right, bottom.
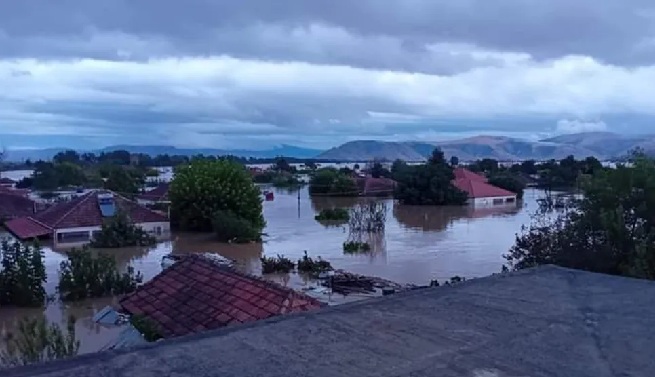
0, 153, 591, 364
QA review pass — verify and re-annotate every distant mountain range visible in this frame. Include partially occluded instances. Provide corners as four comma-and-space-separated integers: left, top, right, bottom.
317, 132, 655, 161
5, 132, 655, 162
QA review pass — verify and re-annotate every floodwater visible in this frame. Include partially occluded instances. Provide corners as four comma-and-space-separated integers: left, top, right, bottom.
0, 186, 547, 356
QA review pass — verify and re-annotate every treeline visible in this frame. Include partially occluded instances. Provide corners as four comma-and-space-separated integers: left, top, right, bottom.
14, 149, 340, 168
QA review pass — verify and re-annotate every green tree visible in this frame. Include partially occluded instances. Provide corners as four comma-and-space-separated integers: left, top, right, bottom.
169, 159, 265, 232
394, 149, 468, 205
58, 248, 143, 301
449, 156, 459, 166
274, 157, 293, 173
505, 154, 655, 279
309, 168, 358, 196
102, 166, 144, 195
488, 173, 525, 199
53, 150, 81, 165
369, 161, 391, 178
90, 211, 157, 248
0, 316, 79, 368
0, 240, 46, 307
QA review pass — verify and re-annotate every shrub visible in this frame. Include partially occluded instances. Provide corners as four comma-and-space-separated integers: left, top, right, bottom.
169, 159, 265, 232
213, 210, 261, 243
297, 251, 332, 275
342, 241, 372, 254
315, 208, 350, 221
309, 168, 358, 196
90, 211, 157, 248
0, 316, 79, 368
505, 154, 655, 280
130, 315, 163, 342
260, 255, 295, 274
58, 248, 143, 301
0, 240, 46, 307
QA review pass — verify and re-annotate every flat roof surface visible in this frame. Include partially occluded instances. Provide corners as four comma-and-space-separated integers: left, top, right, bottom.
7, 265, 655, 377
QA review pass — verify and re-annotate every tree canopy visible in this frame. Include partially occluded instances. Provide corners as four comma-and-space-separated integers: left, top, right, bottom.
505, 153, 655, 279
393, 149, 468, 205
309, 168, 358, 196
169, 159, 265, 233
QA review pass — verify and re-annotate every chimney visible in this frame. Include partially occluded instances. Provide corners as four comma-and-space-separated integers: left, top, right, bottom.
97, 192, 116, 217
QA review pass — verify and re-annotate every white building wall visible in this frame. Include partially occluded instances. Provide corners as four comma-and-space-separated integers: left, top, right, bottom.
470, 195, 517, 207
54, 221, 171, 246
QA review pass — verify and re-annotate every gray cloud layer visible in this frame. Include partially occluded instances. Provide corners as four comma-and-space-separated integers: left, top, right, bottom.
1, 0, 655, 148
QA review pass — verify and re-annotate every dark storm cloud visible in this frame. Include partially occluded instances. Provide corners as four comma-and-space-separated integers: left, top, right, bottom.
2, 0, 655, 72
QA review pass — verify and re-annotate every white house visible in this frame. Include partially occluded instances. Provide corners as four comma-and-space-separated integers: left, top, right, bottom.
5, 190, 170, 246
452, 168, 518, 207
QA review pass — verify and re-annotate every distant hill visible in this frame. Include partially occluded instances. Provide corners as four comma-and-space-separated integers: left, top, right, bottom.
4, 144, 323, 162
316, 133, 655, 161
317, 141, 430, 161
539, 132, 654, 158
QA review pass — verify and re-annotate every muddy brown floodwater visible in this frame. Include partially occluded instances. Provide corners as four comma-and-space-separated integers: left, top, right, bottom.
0, 187, 548, 355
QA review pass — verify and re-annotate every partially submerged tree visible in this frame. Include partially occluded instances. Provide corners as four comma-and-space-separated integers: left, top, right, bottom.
169, 159, 265, 233
0, 316, 79, 368
309, 168, 358, 196
58, 248, 143, 301
90, 211, 157, 248
0, 240, 46, 307
505, 153, 655, 279
394, 149, 468, 205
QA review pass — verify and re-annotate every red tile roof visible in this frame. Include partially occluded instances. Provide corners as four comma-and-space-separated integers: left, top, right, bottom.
452, 178, 516, 199
0, 192, 35, 220
31, 190, 168, 229
4, 217, 53, 239
0, 177, 15, 184
453, 168, 488, 182
355, 177, 396, 196
119, 255, 324, 338
137, 183, 169, 202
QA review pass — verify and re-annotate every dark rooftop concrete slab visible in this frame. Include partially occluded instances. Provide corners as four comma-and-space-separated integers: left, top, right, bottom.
6, 265, 655, 377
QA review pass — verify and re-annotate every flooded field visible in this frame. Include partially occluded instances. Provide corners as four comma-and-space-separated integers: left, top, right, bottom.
0, 187, 547, 354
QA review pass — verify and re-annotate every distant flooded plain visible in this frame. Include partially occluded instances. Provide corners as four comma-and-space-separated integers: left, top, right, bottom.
0, 186, 548, 354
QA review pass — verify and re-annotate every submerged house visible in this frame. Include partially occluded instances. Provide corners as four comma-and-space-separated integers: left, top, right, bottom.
451, 168, 517, 206
0, 177, 16, 188
136, 183, 169, 206
4, 190, 170, 245
355, 176, 397, 197
0, 191, 37, 222
119, 254, 323, 339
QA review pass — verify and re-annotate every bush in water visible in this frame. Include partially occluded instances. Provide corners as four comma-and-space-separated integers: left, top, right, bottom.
213, 210, 261, 243
0, 240, 46, 307
297, 251, 332, 275
0, 316, 79, 368
90, 211, 157, 248
342, 241, 372, 254
314, 208, 350, 222
58, 247, 143, 301
260, 255, 295, 274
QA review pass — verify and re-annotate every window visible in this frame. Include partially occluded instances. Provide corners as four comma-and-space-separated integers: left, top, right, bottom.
505, 197, 516, 203
155, 226, 163, 236
492, 198, 504, 205
57, 231, 91, 243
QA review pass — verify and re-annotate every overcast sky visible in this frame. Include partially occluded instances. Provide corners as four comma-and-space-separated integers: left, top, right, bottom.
2, 0, 655, 150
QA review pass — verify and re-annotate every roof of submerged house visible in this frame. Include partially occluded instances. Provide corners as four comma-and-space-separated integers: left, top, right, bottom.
10, 266, 655, 377
27, 190, 168, 230
0, 192, 35, 220
119, 254, 323, 338
451, 168, 516, 198
4, 216, 52, 239
136, 183, 169, 202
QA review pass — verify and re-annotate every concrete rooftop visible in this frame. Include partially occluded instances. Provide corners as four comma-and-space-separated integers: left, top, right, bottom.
7, 266, 655, 377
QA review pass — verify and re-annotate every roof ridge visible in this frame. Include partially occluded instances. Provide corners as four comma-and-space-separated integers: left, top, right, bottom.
50, 190, 98, 228
189, 254, 323, 305
27, 216, 54, 231
113, 191, 168, 219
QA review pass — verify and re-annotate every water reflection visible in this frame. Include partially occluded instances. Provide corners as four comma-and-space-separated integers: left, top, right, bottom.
310, 195, 360, 212
1, 188, 547, 357
394, 204, 469, 232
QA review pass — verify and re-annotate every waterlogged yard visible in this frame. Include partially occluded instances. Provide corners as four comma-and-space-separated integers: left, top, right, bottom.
0, 187, 547, 355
